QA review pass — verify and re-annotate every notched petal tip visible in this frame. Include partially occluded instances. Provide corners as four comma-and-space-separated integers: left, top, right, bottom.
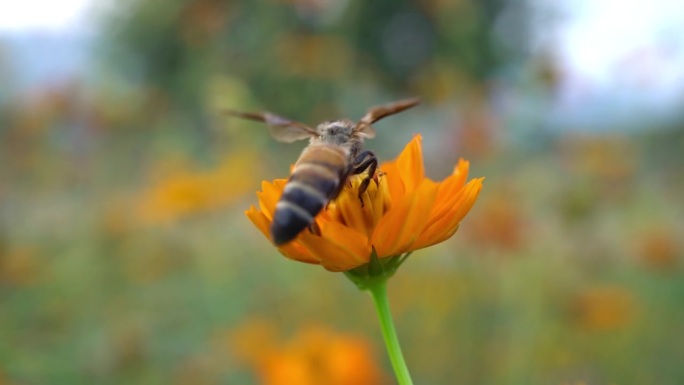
394, 134, 425, 192
454, 158, 469, 175
409, 175, 484, 251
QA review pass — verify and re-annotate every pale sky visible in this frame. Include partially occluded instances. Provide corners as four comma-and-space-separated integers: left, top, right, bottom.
0, 0, 93, 32
552, 0, 684, 83
537, 0, 684, 127
1, 0, 683, 127
2, 0, 683, 80
0, 0, 684, 77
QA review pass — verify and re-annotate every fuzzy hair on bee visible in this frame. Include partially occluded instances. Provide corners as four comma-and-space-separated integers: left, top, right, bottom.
226, 98, 420, 245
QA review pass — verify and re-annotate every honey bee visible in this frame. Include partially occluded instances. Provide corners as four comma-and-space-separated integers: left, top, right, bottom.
227, 98, 420, 245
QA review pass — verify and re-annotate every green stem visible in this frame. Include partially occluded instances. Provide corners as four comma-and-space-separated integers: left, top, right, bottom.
367, 278, 414, 385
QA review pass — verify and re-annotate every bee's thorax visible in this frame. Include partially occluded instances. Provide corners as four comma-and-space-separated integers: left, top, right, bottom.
311, 119, 365, 160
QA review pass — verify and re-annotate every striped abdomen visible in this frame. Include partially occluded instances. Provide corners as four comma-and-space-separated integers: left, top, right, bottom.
271, 144, 350, 245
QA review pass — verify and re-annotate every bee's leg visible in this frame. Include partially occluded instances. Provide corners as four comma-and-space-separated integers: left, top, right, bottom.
352, 150, 378, 206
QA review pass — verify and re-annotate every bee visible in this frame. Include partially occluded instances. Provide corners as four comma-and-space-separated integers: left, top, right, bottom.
227, 98, 420, 245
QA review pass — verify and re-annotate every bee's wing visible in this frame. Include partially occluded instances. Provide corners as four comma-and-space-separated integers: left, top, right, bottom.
355, 97, 420, 138
358, 97, 420, 125
225, 110, 317, 143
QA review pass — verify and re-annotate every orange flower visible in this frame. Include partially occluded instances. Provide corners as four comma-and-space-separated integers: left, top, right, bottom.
246, 135, 483, 272
570, 286, 635, 331
135, 152, 256, 224
256, 326, 386, 385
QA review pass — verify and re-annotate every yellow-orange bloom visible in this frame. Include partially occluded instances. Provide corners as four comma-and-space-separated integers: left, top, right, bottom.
246, 135, 483, 272
570, 286, 635, 331
257, 326, 386, 385
136, 152, 256, 224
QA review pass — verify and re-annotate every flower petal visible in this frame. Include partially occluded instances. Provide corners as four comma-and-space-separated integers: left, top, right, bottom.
317, 218, 371, 254
426, 167, 472, 227
379, 161, 405, 202
451, 159, 470, 187
297, 222, 371, 271
245, 206, 271, 239
279, 241, 321, 265
412, 177, 483, 250
435, 159, 469, 203
394, 135, 425, 193
246, 206, 320, 264
371, 178, 440, 257
333, 186, 373, 238
257, 179, 286, 221
367, 177, 391, 229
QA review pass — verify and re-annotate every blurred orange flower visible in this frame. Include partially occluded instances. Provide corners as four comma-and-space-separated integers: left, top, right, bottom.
464, 188, 526, 252
0, 246, 41, 287
636, 228, 680, 271
232, 324, 386, 385
136, 152, 256, 224
570, 286, 635, 331
246, 135, 483, 271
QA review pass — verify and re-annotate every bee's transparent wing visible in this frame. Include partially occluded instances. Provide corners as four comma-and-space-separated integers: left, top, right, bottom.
358, 98, 420, 125
355, 97, 420, 138
225, 110, 317, 143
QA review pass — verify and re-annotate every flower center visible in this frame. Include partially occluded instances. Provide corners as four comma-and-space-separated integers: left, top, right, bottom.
324, 171, 391, 239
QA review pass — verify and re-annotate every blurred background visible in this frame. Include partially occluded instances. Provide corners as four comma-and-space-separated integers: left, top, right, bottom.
1, 0, 683, 384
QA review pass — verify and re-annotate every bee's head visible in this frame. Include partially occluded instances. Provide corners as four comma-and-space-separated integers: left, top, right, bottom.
315, 119, 355, 146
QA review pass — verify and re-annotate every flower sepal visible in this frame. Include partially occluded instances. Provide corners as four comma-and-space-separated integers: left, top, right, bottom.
343, 250, 411, 291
